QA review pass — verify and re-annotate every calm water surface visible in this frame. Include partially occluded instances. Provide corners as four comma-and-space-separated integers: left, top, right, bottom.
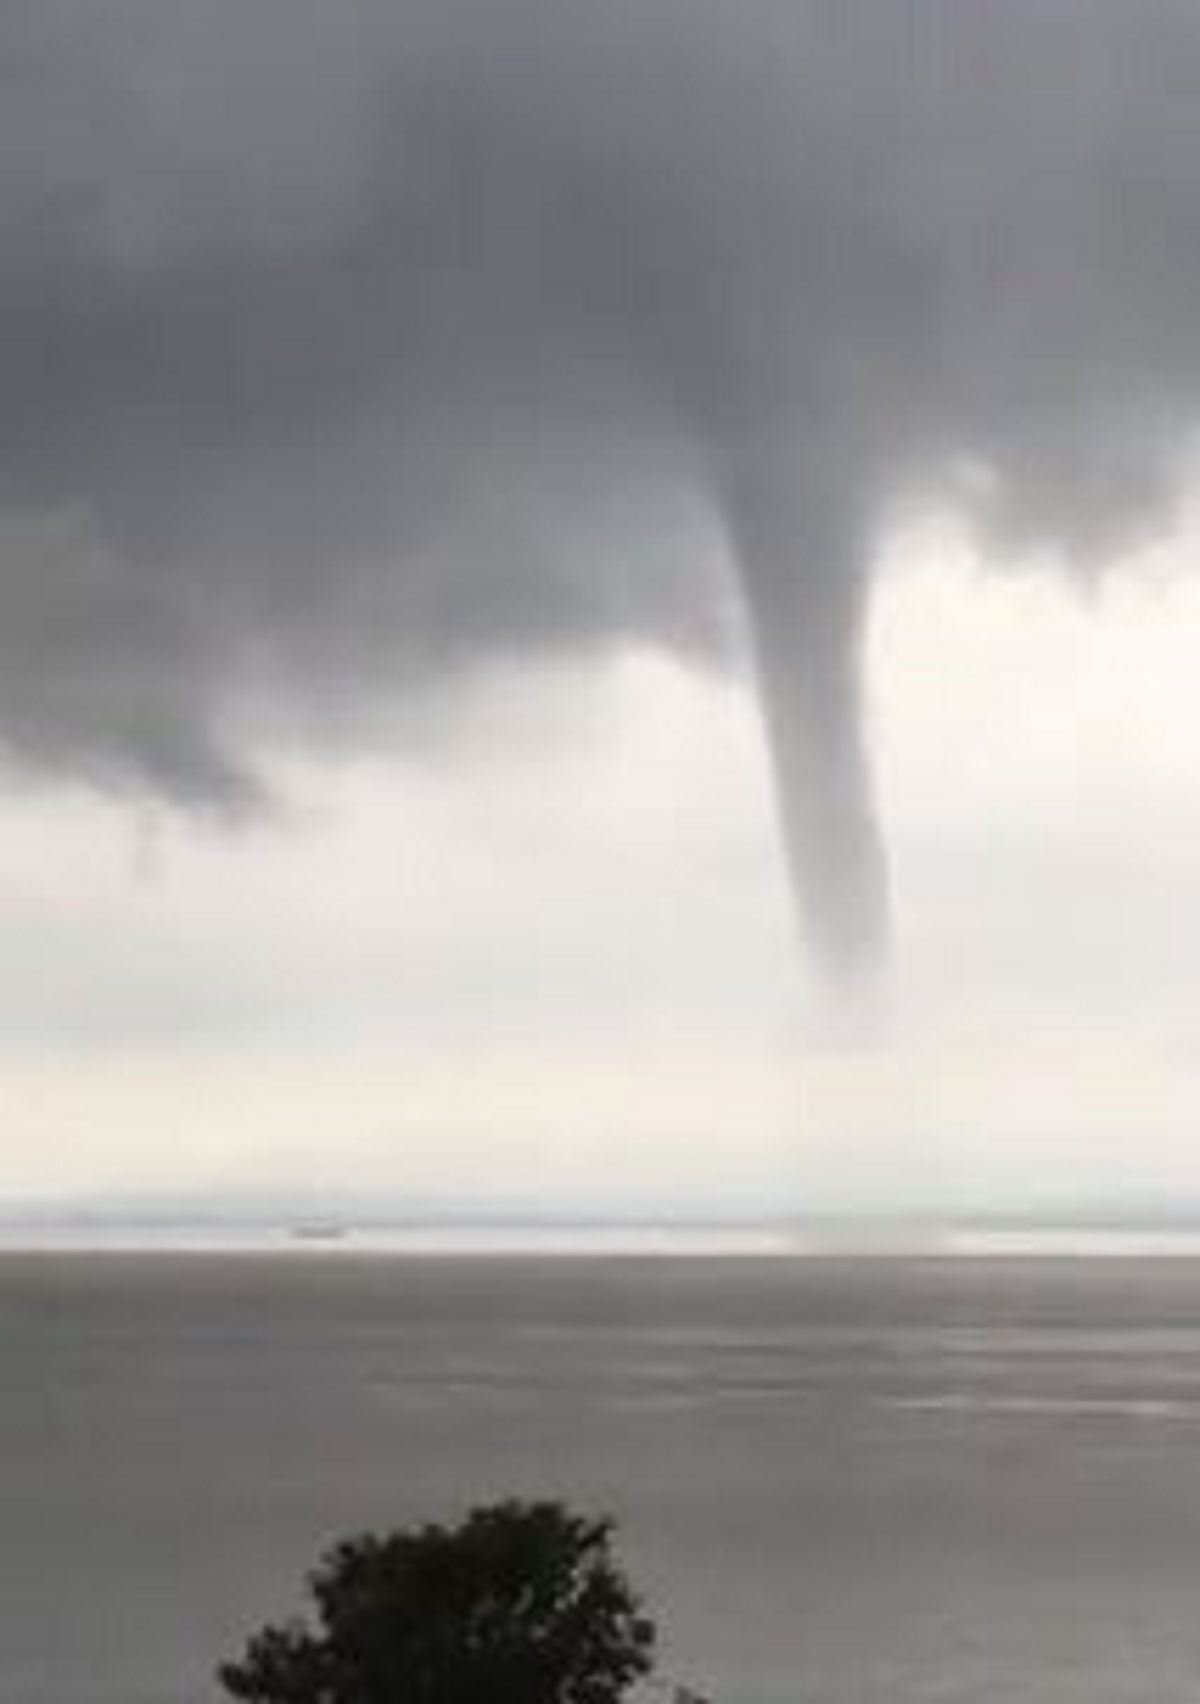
7, 1255, 1200, 1703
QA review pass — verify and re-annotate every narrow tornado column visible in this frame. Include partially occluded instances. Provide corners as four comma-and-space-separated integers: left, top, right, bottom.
720, 441, 889, 987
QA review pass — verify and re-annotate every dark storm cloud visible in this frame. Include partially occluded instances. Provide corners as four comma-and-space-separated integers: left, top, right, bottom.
3, 0, 1200, 970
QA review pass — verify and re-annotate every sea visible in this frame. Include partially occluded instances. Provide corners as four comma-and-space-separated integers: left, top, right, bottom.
8, 1250, 1200, 1704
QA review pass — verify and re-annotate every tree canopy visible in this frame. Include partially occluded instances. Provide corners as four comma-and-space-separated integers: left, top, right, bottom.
218, 1498, 657, 1704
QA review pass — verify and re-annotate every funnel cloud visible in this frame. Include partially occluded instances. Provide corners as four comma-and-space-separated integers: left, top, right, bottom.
3, 0, 1200, 972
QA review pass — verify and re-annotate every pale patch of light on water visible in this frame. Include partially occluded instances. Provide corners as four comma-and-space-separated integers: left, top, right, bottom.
880, 1393, 1190, 1421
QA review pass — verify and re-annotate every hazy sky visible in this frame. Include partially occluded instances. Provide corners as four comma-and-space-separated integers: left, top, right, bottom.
4, 0, 1200, 1217
4, 499, 1200, 1215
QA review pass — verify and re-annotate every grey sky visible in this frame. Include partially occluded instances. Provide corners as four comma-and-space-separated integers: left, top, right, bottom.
2, 1, 1200, 1212
3, 520, 1200, 1216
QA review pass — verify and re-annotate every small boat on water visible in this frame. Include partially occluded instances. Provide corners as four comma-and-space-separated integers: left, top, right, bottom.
289, 1222, 348, 1243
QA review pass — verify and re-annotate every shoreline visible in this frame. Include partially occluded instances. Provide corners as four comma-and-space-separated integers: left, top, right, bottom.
6, 1226, 1200, 1258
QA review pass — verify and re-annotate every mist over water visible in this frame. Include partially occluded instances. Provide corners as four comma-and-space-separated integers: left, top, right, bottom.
5, 1, 1200, 969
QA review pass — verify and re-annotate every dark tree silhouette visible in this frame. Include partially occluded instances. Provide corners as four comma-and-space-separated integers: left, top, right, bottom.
218, 1499, 657, 1704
